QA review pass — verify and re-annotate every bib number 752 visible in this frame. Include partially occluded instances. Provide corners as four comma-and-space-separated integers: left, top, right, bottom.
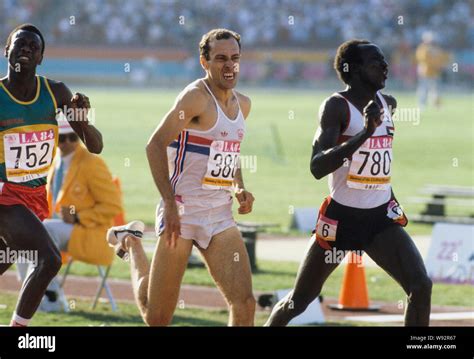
10, 143, 51, 169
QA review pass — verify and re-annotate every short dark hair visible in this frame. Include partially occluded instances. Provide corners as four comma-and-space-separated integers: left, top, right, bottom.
6, 23, 45, 55
199, 28, 241, 61
334, 39, 371, 84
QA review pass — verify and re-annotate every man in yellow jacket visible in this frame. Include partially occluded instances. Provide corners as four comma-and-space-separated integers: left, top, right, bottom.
415, 32, 451, 108
17, 119, 122, 311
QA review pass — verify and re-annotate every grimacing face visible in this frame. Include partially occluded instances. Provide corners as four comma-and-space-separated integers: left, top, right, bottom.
201, 37, 241, 90
5, 30, 43, 71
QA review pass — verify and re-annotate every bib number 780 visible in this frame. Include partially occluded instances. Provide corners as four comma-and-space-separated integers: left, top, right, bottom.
357, 150, 391, 176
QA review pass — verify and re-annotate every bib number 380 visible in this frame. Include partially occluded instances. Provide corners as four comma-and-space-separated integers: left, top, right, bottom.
202, 140, 241, 190
210, 153, 239, 179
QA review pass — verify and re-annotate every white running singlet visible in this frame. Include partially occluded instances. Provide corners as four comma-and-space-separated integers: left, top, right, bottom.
328, 91, 395, 209
166, 79, 246, 208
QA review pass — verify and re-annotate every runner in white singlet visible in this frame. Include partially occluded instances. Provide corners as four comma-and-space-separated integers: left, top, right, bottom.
107, 29, 256, 326
156, 79, 246, 249
266, 40, 432, 327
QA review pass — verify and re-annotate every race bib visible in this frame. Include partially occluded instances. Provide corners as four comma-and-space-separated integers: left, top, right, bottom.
347, 136, 393, 190
202, 140, 240, 190
315, 214, 338, 242
3, 128, 56, 183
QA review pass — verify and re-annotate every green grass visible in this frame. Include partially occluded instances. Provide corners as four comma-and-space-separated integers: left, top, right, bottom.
59, 258, 474, 308
0, 292, 269, 326
85, 88, 473, 234
0, 291, 368, 327
2, 256, 472, 326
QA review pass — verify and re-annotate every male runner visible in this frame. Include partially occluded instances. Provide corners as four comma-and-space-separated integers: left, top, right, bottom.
108, 29, 256, 326
0, 24, 102, 326
265, 40, 432, 326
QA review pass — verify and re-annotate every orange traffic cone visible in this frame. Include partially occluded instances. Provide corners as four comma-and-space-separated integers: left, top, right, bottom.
328, 252, 380, 311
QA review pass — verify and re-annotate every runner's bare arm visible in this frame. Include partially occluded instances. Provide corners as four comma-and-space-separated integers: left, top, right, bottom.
146, 87, 207, 203
146, 87, 208, 246
233, 167, 245, 190
48, 80, 103, 154
384, 94, 399, 201
382, 94, 397, 117
236, 92, 251, 119
233, 93, 251, 190
233, 93, 254, 214
234, 167, 254, 215
310, 96, 380, 180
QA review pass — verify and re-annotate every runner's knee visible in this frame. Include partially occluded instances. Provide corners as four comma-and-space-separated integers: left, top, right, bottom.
136, 276, 149, 307
407, 276, 432, 305
144, 309, 173, 327
228, 295, 256, 323
37, 250, 62, 279
283, 291, 313, 316
230, 295, 256, 314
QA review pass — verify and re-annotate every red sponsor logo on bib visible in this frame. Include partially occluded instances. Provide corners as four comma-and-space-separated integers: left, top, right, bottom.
367, 136, 392, 149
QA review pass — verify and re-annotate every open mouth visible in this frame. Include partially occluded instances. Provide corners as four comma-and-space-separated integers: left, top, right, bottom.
17, 55, 30, 62
223, 72, 234, 81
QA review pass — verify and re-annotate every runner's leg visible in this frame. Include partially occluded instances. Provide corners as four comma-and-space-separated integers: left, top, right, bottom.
126, 232, 193, 326
265, 239, 339, 326
0, 205, 62, 322
198, 226, 255, 326
365, 225, 432, 326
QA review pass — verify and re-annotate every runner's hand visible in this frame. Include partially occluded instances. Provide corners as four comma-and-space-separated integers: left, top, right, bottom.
363, 100, 383, 137
235, 188, 255, 214
70, 93, 90, 125
163, 200, 181, 248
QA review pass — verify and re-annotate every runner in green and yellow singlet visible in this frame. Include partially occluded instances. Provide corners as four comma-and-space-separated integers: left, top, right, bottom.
0, 24, 103, 326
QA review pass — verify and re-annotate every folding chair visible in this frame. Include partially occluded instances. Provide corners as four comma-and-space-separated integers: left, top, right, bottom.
59, 176, 125, 312
59, 255, 117, 311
